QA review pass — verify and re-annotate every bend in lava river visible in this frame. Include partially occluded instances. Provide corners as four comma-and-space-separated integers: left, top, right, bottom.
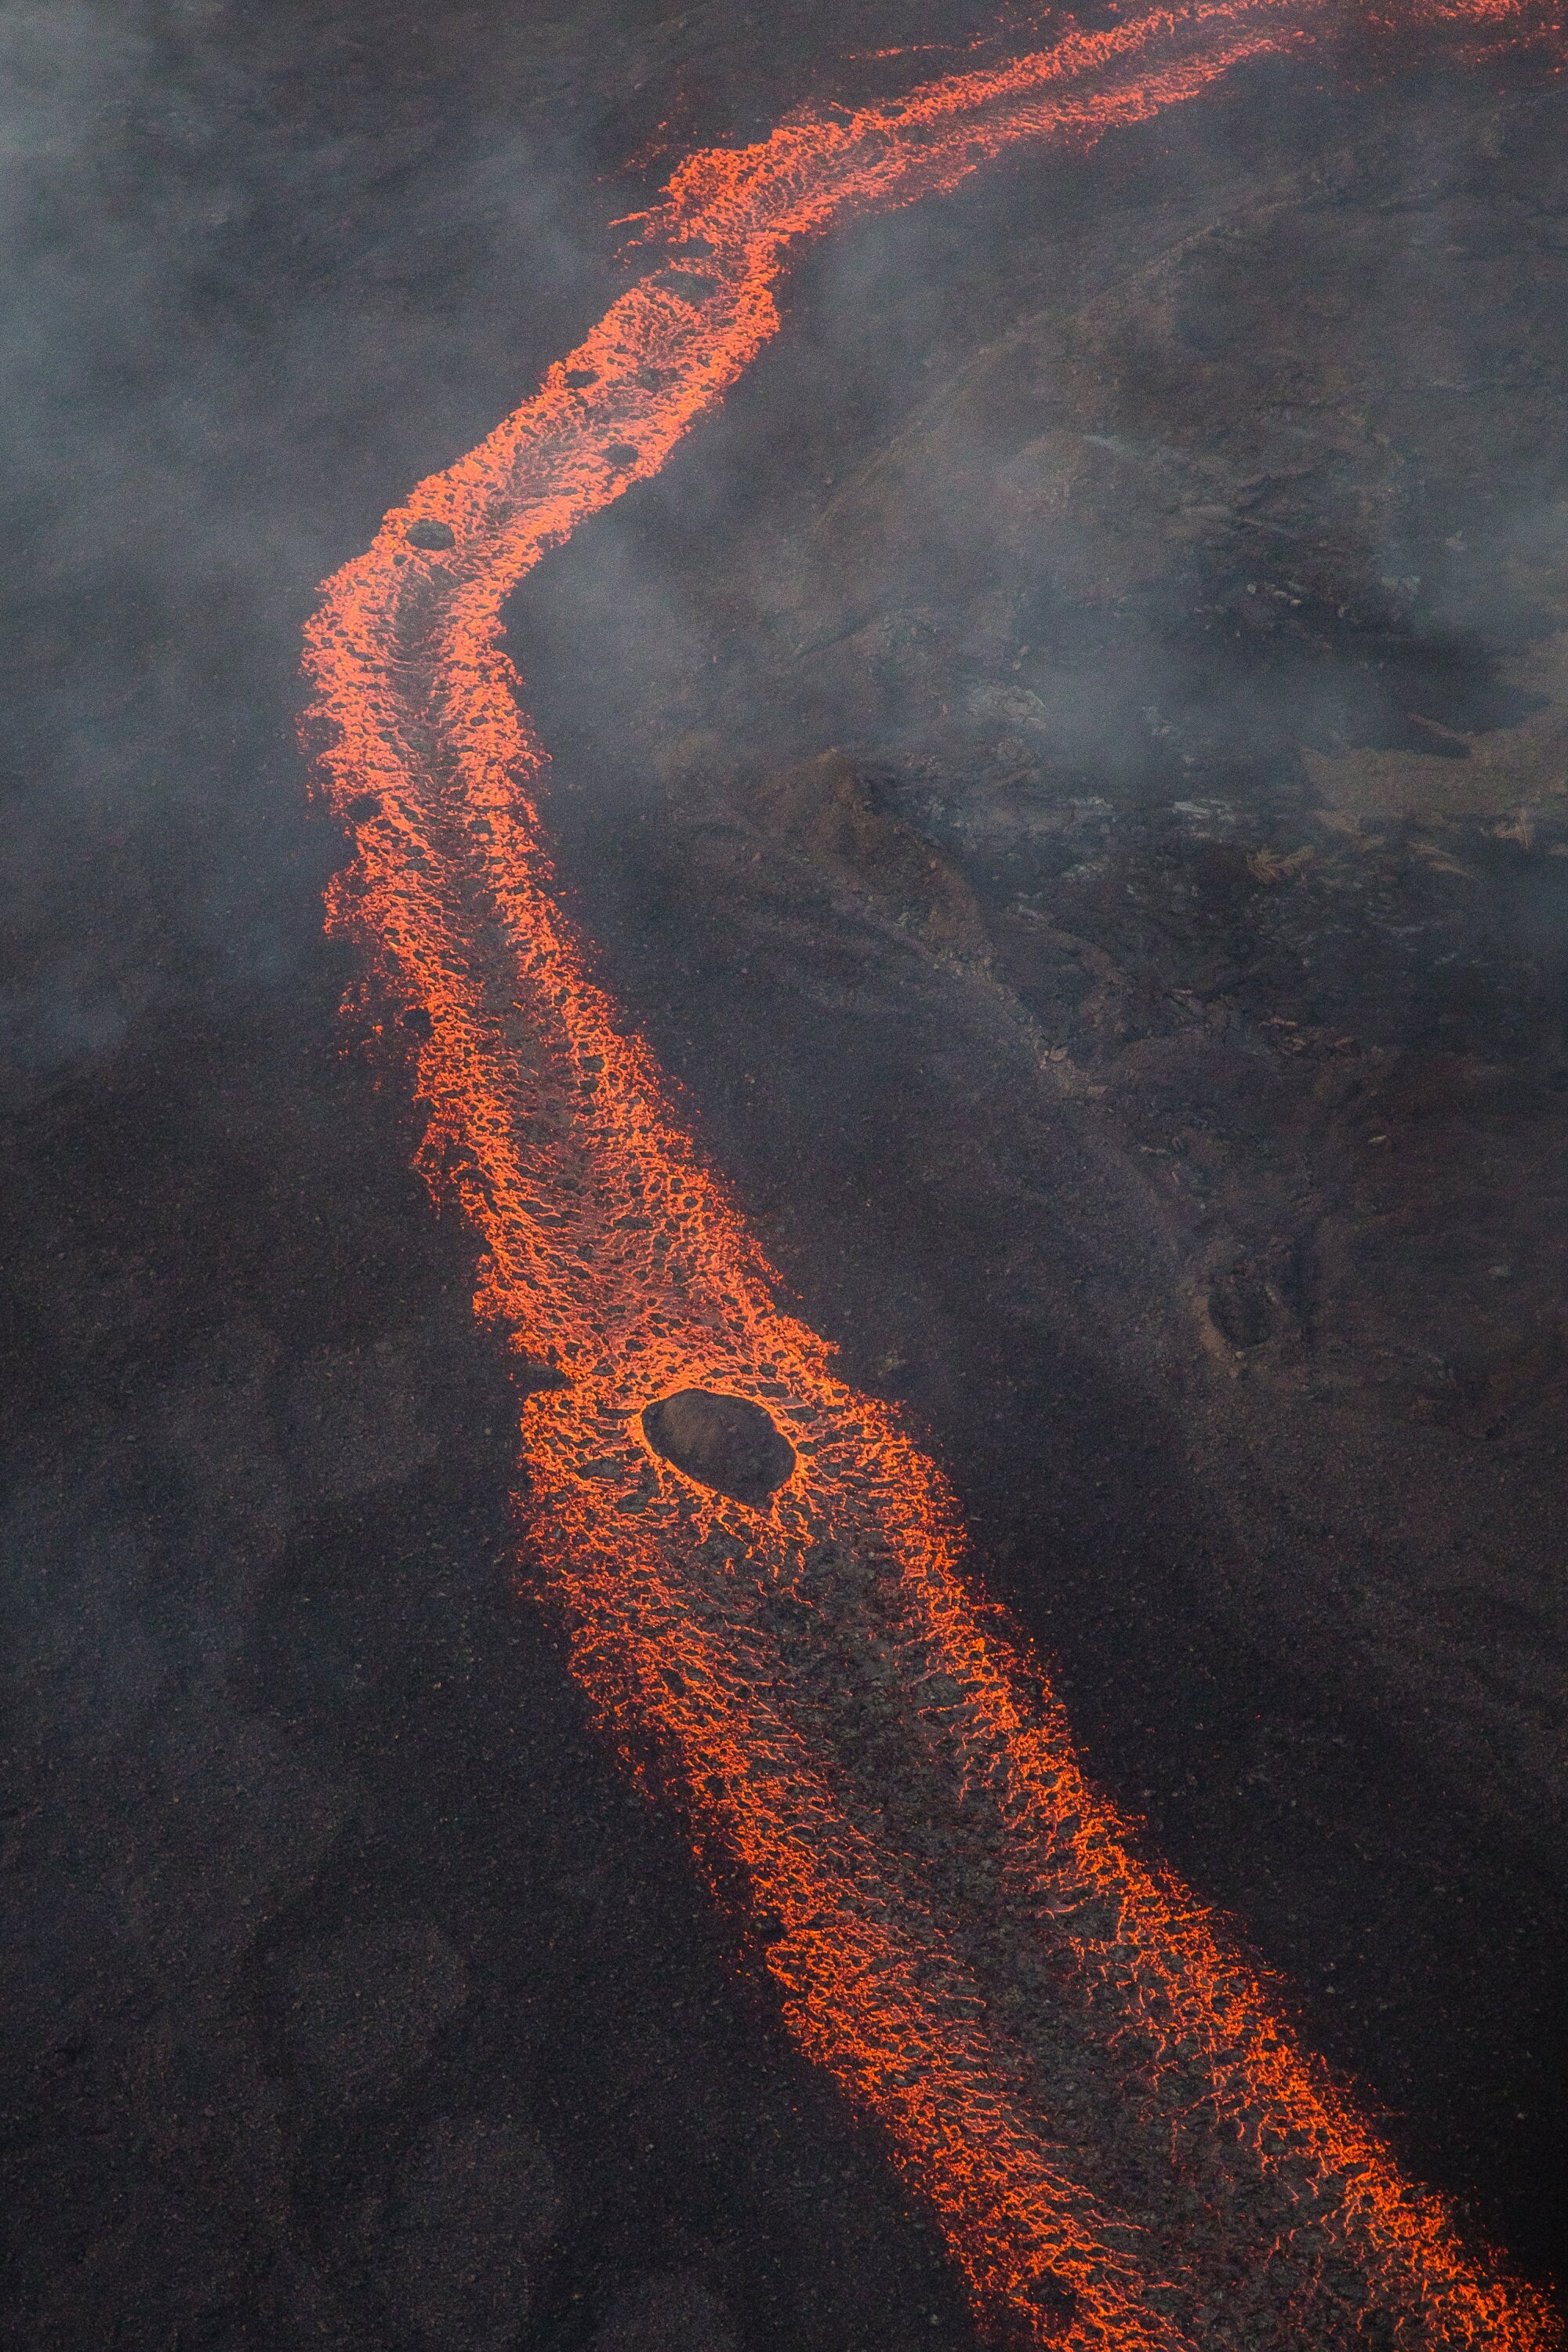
304, 5, 1563, 2347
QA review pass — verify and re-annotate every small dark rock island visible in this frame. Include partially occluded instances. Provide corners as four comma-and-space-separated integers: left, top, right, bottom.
641, 1388, 797, 1508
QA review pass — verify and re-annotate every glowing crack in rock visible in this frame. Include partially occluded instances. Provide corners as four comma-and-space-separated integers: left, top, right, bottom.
304, 5, 1563, 2344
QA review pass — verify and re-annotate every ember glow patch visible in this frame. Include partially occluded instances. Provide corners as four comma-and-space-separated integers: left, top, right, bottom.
304, 6, 1563, 2343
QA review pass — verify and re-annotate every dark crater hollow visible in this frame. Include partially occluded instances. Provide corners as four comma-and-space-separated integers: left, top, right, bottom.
642, 1387, 797, 1507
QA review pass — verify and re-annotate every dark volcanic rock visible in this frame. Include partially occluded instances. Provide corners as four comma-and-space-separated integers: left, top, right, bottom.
273, 1921, 468, 2106
372, 2115, 561, 2352
590, 2272, 739, 2352
405, 518, 456, 550
641, 1386, 797, 1505
745, 749, 988, 952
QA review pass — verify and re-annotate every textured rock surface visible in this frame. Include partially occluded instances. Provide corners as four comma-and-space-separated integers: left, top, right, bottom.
590, 2272, 741, 2352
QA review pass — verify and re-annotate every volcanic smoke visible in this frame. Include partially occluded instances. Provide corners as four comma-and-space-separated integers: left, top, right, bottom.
304, 3, 1563, 2344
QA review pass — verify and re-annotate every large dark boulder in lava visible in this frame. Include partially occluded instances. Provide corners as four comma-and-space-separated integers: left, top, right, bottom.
641, 1388, 795, 1507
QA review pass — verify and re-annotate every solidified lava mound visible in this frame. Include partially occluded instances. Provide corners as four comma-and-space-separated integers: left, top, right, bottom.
641, 1387, 797, 1504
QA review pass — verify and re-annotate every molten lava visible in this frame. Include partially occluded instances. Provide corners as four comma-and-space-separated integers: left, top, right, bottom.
304, 5, 1563, 2346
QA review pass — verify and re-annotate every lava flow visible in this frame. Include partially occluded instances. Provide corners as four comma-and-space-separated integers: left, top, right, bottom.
304, 5, 1563, 2347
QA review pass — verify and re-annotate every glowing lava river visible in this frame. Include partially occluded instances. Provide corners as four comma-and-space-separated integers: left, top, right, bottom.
304, 3, 1563, 2345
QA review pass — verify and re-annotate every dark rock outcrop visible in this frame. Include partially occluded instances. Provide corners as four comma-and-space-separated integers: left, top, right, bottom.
641, 1387, 796, 1506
